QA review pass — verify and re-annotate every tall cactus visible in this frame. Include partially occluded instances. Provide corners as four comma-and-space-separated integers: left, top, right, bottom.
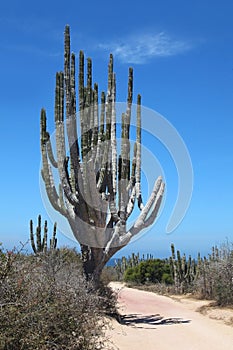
170, 243, 197, 293
30, 215, 57, 254
40, 25, 165, 284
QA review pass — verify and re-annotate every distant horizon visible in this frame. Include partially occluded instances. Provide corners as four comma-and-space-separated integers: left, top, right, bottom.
2, 227, 230, 262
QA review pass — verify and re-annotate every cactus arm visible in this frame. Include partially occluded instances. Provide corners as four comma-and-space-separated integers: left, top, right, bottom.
97, 55, 113, 193
111, 72, 117, 195
64, 25, 71, 111
107, 167, 119, 224
119, 68, 132, 221
125, 142, 137, 218
105, 54, 113, 145
86, 158, 103, 224
117, 153, 122, 216
58, 183, 68, 214
82, 58, 102, 225
95, 91, 106, 171
64, 27, 79, 165
120, 68, 134, 221
86, 57, 93, 156
126, 186, 136, 219
88, 87, 104, 221
82, 157, 94, 224
142, 180, 164, 228
126, 67, 133, 183
40, 109, 64, 213
127, 142, 137, 192
30, 220, 37, 254
136, 176, 163, 223
78, 61, 97, 231
65, 33, 80, 194
79, 50, 85, 160
91, 83, 99, 158
119, 112, 127, 224
43, 220, 48, 252
80, 57, 99, 225
50, 222, 57, 250
41, 164, 61, 213
135, 94, 143, 210
80, 57, 92, 159
70, 49, 91, 226
36, 215, 42, 252
55, 72, 78, 207
46, 138, 58, 168
122, 176, 165, 242
108, 70, 119, 223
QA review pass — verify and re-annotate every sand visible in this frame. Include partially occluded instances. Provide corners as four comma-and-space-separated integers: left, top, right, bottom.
107, 282, 233, 350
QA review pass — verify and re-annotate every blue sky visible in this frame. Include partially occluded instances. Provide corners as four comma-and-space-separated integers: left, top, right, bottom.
0, 0, 233, 258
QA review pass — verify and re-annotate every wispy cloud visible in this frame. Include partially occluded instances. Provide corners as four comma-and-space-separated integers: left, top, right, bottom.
98, 32, 192, 64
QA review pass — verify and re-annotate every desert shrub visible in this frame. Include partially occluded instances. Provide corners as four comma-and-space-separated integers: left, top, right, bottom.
194, 242, 233, 306
124, 259, 172, 285
101, 266, 119, 285
0, 247, 113, 350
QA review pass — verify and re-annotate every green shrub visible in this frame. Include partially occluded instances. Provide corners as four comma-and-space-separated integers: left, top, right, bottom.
124, 259, 172, 285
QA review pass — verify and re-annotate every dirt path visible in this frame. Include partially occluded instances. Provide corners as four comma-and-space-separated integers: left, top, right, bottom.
108, 282, 233, 350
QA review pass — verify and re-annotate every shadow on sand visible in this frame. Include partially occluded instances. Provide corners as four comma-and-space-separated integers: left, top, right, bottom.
120, 314, 191, 329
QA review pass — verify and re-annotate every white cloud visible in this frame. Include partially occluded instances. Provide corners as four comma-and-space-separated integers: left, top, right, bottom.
98, 32, 192, 64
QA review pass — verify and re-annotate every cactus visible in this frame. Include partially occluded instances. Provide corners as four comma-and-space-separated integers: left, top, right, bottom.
30, 215, 57, 254
114, 252, 142, 279
170, 243, 198, 293
170, 243, 179, 291
50, 222, 58, 251
40, 25, 165, 285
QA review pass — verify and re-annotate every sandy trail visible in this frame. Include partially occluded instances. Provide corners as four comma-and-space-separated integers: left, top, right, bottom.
108, 282, 233, 350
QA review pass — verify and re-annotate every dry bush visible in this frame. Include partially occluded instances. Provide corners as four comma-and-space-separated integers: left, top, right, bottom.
194, 242, 233, 306
100, 267, 119, 285
0, 246, 115, 350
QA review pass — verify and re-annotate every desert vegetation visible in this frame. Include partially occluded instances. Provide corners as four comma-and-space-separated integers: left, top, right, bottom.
0, 239, 117, 350
111, 241, 233, 306
1, 229, 232, 349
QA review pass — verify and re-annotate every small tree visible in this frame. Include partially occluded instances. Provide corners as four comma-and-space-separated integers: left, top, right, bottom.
40, 25, 165, 286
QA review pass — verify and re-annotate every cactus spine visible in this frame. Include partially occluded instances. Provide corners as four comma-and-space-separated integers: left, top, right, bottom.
30, 215, 57, 254
40, 25, 165, 284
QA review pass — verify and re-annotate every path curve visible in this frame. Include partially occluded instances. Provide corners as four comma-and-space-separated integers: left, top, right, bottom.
108, 282, 233, 350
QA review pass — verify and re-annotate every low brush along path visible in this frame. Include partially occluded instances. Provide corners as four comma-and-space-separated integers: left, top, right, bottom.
107, 282, 233, 350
